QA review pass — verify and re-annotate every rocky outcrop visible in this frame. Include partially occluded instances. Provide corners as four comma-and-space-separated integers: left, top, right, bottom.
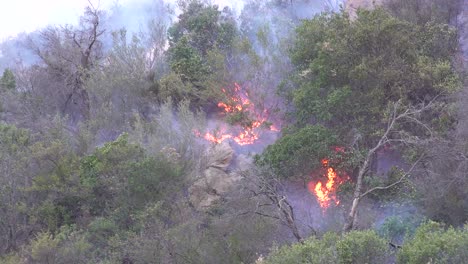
345, 0, 384, 18
189, 142, 244, 211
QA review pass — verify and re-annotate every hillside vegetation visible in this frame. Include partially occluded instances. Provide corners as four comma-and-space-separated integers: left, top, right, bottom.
0, 0, 467, 263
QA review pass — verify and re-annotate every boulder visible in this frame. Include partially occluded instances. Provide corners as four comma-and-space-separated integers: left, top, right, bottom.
189, 143, 245, 211
206, 142, 234, 170
188, 177, 220, 211
205, 167, 241, 194
345, 0, 384, 19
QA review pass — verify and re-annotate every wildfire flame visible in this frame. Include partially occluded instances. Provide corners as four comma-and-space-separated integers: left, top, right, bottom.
198, 83, 278, 146
308, 158, 347, 211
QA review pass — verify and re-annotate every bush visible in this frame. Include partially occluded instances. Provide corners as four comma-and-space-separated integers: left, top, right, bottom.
255, 125, 337, 178
397, 221, 468, 264
266, 233, 339, 264
29, 226, 91, 264
378, 215, 424, 244
266, 230, 389, 264
0, 254, 21, 264
336, 230, 389, 264
30, 232, 59, 263
87, 217, 118, 248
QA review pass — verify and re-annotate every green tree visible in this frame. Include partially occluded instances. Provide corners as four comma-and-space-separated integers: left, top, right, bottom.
27, 5, 105, 122
0, 124, 32, 254
286, 8, 460, 231
79, 134, 182, 226
27, 226, 91, 264
0, 69, 16, 90
291, 9, 458, 135
397, 221, 468, 264
256, 125, 337, 178
166, 0, 237, 105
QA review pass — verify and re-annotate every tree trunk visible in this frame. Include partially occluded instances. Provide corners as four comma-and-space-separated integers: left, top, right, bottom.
343, 152, 371, 232
282, 202, 303, 243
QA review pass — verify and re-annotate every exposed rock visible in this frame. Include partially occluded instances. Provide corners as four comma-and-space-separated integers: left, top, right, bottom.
188, 177, 220, 210
345, 0, 384, 19
205, 167, 239, 193
234, 154, 254, 172
189, 142, 244, 211
206, 142, 234, 170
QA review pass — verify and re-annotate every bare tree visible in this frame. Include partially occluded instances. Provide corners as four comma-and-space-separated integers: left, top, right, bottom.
26, 2, 105, 122
343, 98, 437, 232
240, 169, 312, 243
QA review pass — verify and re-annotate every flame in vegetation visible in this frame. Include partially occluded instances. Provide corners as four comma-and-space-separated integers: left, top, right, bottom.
198, 83, 278, 146
308, 158, 348, 211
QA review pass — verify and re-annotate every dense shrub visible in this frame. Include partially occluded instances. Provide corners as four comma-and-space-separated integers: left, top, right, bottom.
266, 233, 339, 264
266, 230, 389, 264
397, 221, 468, 264
336, 230, 389, 264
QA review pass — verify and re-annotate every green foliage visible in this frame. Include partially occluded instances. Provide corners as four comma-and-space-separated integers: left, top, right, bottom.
290, 9, 459, 144
378, 215, 423, 243
397, 221, 468, 264
0, 254, 21, 264
87, 217, 118, 250
79, 133, 182, 223
336, 230, 390, 264
170, 36, 210, 84
29, 226, 91, 264
364, 167, 417, 202
30, 232, 60, 263
168, 1, 235, 54
0, 68, 16, 90
413, 140, 468, 226
157, 73, 195, 102
266, 230, 389, 264
0, 124, 32, 253
79, 133, 145, 215
126, 155, 182, 207
0, 1, 466, 262
256, 125, 337, 178
0, 123, 30, 150
266, 233, 339, 264
167, 1, 237, 106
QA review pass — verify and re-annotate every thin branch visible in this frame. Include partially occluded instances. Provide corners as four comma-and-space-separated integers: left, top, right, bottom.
360, 154, 424, 198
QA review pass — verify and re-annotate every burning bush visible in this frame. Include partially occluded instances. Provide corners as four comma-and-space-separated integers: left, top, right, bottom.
197, 82, 280, 146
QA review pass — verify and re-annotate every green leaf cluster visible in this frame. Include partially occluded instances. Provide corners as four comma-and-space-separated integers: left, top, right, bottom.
290, 9, 460, 143
256, 125, 337, 178
266, 230, 389, 264
0, 68, 16, 90
166, 1, 237, 106
397, 221, 468, 264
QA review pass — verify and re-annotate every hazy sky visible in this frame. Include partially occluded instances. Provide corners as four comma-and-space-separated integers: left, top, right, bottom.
0, 0, 124, 41
0, 0, 243, 41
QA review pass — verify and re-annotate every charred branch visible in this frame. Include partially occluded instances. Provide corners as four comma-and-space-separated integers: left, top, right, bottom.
241, 170, 307, 243
25, 3, 105, 122
344, 98, 439, 232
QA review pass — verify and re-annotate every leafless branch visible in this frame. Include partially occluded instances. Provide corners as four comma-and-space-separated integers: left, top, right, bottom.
360, 154, 424, 198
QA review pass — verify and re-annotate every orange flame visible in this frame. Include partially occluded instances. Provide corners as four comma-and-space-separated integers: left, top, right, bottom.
197, 83, 278, 145
308, 159, 347, 211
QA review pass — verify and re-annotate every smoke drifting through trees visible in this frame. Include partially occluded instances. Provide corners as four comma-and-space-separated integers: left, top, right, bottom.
0, 0, 467, 263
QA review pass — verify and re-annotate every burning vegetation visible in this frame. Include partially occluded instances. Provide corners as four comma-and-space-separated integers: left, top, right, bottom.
0, 0, 466, 263
196, 82, 279, 146
308, 158, 349, 211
